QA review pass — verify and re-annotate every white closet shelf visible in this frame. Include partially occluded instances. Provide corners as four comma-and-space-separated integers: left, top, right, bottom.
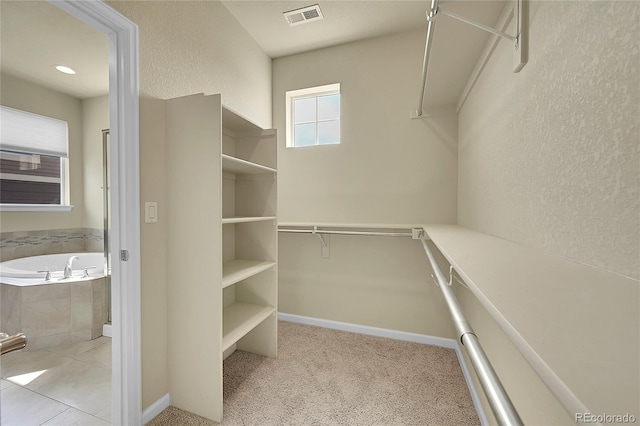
423, 224, 639, 417
222, 154, 276, 175
222, 303, 276, 352
222, 216, 277, 224
222, 259, 276, 289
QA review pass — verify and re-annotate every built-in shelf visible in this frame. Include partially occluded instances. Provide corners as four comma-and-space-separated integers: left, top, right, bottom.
222, 216, 277, 224
222, 259, 276, 289
166, 93, 277, 423
423, 224, 639, 418
222, 303, 276, 352
222, 154, 276, 175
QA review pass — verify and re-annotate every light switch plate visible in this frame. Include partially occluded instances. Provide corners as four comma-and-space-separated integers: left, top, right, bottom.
145, 201, 158, 223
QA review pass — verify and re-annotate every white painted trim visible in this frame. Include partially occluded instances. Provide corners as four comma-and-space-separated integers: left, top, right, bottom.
278, 312, 456, 348
0, 173, 61, 184
102, 323, 113, 338
49, 1, 141, 425
278, 313, 488, 422
0, 204, 73, 212
142, 393, 171, 425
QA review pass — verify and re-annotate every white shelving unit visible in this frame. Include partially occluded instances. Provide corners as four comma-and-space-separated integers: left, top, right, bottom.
166, 93, 277, 423
222, 216, 277, 224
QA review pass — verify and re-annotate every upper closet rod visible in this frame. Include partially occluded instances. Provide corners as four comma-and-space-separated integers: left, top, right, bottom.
416, 0, 439, 119
278, 226, 414, 238
416, 0, 524, 117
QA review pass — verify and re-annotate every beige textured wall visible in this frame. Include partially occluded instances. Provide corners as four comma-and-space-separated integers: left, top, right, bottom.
0, 73, 84, 232
274, 30, 457, 225
274, 31, 457, 337
455, 0, 640, 421
138, 98, 169, 410
109, 0, 272, 129
458, 1, 640, 279
81, 95, 108, 231
454, 285, 573, 425
107, 1, 273, 410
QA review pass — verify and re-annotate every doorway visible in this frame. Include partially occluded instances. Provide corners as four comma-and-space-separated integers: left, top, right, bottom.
0, 1, 140, 424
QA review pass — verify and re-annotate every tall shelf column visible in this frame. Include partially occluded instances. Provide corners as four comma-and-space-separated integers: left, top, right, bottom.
165, 93, 277, 422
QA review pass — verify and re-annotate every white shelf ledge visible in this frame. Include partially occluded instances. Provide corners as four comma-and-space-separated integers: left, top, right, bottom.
222, 154, 276, 175
222, 259, 275, 289
222, 303, 275, 352
423, 224, 639, 417
222, 216, 276, 224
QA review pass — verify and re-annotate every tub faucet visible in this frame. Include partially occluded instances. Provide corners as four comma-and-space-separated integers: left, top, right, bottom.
63, 255, 80, 279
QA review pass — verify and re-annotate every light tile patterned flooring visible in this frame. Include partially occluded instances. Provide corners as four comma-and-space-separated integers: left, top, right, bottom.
1, 336, 111, 425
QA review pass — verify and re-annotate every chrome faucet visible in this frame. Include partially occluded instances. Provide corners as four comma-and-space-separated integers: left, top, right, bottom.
63, 255, 80, 279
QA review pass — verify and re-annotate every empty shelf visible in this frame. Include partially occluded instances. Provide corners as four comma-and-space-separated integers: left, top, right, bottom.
222, 154, 276, 175
222, 216, 277, 224
222, 303, 275, 352
222, 259, 276, 288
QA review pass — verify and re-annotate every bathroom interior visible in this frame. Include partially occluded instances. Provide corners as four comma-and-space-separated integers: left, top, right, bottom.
0, 1, 113, 424
1, 0, 638, 425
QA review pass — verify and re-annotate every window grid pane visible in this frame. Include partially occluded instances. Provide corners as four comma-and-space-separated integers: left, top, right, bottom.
291, 90, 340, 147
318, 120, 340, 145
317, 94, 340, 121
294, 97, 316, 124
294, 123, 316, 147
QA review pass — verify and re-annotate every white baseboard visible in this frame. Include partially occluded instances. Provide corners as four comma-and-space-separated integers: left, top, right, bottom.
278, 312, 456, 348
102, 323, 112, 338
278, 312, 488, 424
142, 393, 170, 425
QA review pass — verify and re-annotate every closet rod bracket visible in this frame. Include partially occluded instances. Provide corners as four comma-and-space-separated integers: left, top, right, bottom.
312, 226, 328, 249
414, 0, 527, 118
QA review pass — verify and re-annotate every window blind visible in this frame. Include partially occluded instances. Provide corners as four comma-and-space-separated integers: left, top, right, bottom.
0, 105, 69, 158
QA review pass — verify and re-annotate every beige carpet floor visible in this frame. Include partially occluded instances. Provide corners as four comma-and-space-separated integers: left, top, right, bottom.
148, 321, 479, 425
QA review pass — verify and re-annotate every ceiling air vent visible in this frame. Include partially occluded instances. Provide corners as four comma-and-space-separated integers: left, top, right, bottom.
283, 4, 324, 26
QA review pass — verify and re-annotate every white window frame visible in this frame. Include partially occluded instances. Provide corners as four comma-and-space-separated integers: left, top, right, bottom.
286, 83, 340, 148
0, 106, 72, 211
0, 151, 71, 212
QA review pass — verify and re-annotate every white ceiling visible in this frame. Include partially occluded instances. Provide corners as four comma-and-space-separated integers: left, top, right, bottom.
0, 0, 506, 107
221, 1, 504, 59
0, 1, 109, 100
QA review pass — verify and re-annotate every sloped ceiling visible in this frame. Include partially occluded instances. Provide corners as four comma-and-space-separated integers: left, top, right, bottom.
1, 0, 506, 107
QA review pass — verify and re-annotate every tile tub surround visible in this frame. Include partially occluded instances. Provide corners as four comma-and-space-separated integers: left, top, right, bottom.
0, 228, 104, 262
1, 277, 108, 350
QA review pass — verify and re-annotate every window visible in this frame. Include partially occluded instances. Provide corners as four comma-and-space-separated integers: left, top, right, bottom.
0, 105, 69, 209
0, 151, 63, 204
286, 83, 340, 147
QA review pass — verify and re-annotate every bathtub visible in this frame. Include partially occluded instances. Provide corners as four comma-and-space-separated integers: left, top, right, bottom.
0, 252, 109, 349
0, 252, 105, 285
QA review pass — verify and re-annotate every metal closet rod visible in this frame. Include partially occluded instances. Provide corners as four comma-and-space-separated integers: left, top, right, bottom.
278, 226, 416, 238
419, 237, 523, 426
416, 0, 520, 117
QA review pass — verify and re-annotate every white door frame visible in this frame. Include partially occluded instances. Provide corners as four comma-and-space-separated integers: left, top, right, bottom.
50, 1, 141, 424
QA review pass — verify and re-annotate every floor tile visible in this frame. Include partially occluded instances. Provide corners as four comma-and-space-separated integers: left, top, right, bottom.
44, 337, 108, 358
42, 407, 110, 426
1, 350, 74, 385
24, 359, 111, 415
72, 340, 111, 369
0, 385, 67, 426
94, 404, 112, 423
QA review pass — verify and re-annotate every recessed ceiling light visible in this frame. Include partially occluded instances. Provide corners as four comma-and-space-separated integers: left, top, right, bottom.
55, 65, 76, 75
